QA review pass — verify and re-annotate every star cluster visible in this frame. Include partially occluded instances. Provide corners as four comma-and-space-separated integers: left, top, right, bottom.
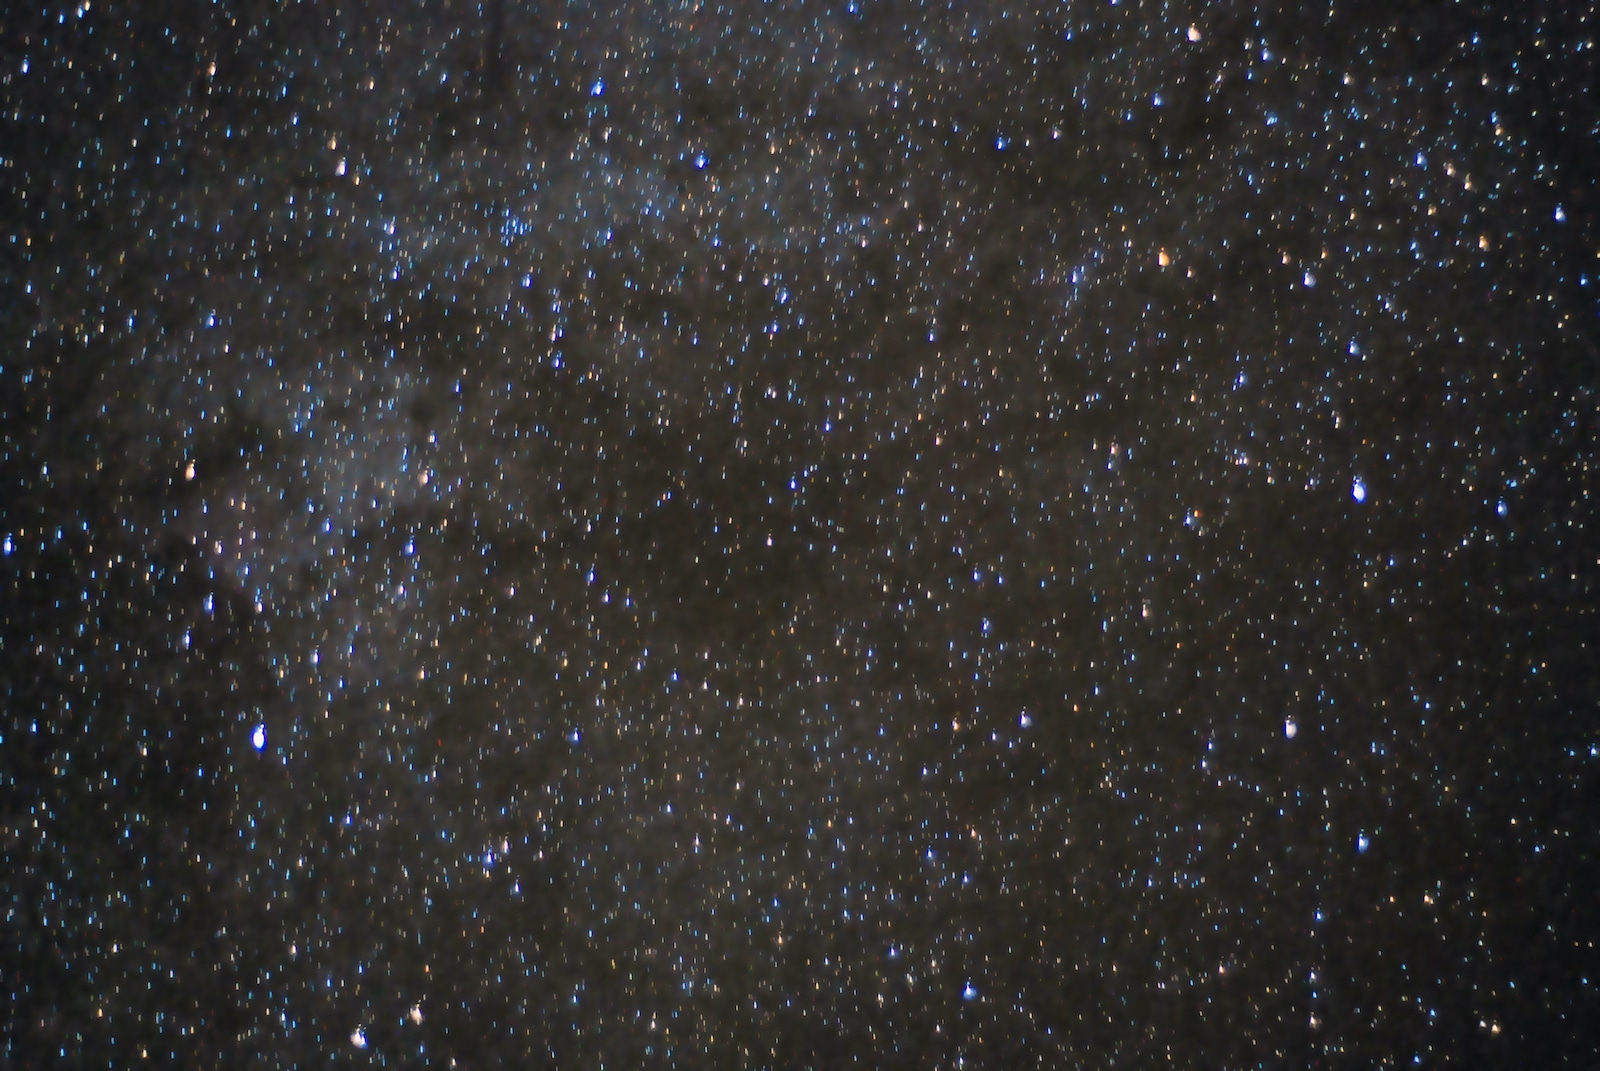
3, 0, 1597, 1066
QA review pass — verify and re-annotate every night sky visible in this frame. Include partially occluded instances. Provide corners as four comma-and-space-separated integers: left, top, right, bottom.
4, 0, 1598, 1066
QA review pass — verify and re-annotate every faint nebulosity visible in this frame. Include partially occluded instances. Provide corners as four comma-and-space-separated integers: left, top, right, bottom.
3, 0, 1597, 1066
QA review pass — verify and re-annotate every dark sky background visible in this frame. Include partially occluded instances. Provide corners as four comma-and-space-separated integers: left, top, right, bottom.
3, 0, 1598, 1066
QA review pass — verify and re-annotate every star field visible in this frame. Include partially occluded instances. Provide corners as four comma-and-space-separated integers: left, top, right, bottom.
3, 0, 1598, 1066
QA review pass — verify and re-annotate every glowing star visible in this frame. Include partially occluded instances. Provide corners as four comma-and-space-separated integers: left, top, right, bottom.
1351, 477, 1367, 503
1356, 833, 1370, 853
408, 1005, 424, 1025
251, 724, 267, 751
1284, 718, 1298, 739
350, 1027, 367, 1049
961, 982, 979, 1001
